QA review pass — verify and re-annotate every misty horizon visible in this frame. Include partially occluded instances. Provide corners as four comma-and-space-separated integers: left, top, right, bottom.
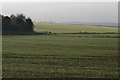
1, 2, 118, 26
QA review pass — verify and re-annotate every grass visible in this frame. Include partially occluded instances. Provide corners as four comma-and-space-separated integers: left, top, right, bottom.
2, 23, 119, 78
34, 23, 118, 33
2, 34, 119, 78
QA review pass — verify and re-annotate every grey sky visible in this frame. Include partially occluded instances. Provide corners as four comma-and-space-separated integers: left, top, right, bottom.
1, 2, 118, 23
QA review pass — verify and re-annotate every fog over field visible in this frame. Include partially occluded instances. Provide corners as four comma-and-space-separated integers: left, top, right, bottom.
1, 2, 118, 26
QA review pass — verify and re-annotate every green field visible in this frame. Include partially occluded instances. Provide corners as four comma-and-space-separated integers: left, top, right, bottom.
34, 23, 118, 33
2, 23, 119, 78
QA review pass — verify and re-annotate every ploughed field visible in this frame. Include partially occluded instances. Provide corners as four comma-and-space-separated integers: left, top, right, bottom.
2, 23, 119, 78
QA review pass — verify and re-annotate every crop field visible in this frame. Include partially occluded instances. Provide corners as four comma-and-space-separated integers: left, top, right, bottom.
2, 23, 119, 78
34, 23, 118, 33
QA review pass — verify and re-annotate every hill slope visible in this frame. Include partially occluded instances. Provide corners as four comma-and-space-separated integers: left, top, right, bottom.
34, 23, 118, 33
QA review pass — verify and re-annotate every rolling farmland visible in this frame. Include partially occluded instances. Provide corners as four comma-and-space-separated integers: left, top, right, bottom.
34, 23, 118, 33
2, 23, 119, 78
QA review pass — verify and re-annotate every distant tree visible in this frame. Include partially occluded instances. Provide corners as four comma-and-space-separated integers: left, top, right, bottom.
2, 14, 34, 34
2, 16, 12, 31
16, 16, 25, 31
10, 14, 17, 31
10, 14, 16, 20
25, 18, 34, 32
16, 14, 26, 21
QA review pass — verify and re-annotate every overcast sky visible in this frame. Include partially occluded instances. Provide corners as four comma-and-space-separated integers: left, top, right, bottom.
1, 2, 118, 23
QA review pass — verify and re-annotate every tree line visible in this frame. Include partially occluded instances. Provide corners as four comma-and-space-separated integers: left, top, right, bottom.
2, 14, 34, 34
